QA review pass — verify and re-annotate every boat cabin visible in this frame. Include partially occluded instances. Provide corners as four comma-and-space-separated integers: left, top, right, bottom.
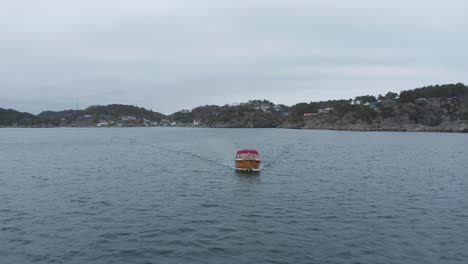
235, 149, 261, 171
236, 150, 260, 160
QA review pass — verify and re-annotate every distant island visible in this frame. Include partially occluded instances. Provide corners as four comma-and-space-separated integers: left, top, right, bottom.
2, 83, 468, 132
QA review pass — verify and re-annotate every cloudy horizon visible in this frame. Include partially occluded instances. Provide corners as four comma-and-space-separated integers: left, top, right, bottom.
1, 0, 467, 114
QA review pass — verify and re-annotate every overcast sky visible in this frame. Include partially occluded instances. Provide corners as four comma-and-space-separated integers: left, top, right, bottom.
1, 0, 467, 114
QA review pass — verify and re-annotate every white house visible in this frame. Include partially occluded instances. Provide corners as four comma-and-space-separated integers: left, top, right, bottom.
318, 107, 333, 114
96, 121, 109, 127
121, 116, 136, 121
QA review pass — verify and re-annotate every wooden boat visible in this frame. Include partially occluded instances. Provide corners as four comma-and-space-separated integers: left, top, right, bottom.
235, 149, 261, 171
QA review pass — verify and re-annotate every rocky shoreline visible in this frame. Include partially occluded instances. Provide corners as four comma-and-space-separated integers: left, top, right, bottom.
2, 84, 468, 132
3, 122, 468, 133
290, 123, 468, 133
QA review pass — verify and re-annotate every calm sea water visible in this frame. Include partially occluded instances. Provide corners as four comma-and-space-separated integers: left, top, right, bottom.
1, 128, 468, 264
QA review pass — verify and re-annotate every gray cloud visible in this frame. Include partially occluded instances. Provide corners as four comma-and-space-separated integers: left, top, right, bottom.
1, 0, 468, 114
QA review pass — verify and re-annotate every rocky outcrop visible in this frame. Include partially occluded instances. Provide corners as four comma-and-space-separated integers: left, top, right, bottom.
3, 84, 468, 132
298, 98, 468, 132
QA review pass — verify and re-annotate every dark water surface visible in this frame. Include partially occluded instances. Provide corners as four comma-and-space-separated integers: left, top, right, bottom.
1, 128, 468, 264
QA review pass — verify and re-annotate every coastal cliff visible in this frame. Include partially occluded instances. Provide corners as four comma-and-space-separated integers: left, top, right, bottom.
2, 84, 468, 132
289, 97, 468, 132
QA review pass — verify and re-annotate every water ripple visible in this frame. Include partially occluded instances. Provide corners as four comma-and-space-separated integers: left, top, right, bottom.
1, 128, 468, 264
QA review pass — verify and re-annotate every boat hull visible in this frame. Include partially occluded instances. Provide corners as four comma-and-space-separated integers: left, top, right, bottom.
235, 159, 261, 171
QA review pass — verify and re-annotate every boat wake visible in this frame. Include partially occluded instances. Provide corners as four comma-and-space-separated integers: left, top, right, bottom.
148, 143, 276, 173
153, 145, 230, 170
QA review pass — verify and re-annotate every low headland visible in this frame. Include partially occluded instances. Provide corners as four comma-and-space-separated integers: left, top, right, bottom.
2, 83, 468, 132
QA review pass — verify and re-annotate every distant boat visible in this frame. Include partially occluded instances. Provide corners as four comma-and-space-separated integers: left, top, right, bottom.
235, 149, 261, 172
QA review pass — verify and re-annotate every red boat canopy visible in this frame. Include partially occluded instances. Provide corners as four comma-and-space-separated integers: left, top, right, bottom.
236, 149, 259, 155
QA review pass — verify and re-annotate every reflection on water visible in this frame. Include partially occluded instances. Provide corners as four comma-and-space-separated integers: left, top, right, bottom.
235, 171, 261, 184
1, 128, 468, 264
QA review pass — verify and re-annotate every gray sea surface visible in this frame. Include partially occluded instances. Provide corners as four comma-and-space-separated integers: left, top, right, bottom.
1, 128, 468, 264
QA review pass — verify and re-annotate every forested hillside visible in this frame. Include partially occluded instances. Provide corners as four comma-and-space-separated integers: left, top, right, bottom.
2, 84, 468, 132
